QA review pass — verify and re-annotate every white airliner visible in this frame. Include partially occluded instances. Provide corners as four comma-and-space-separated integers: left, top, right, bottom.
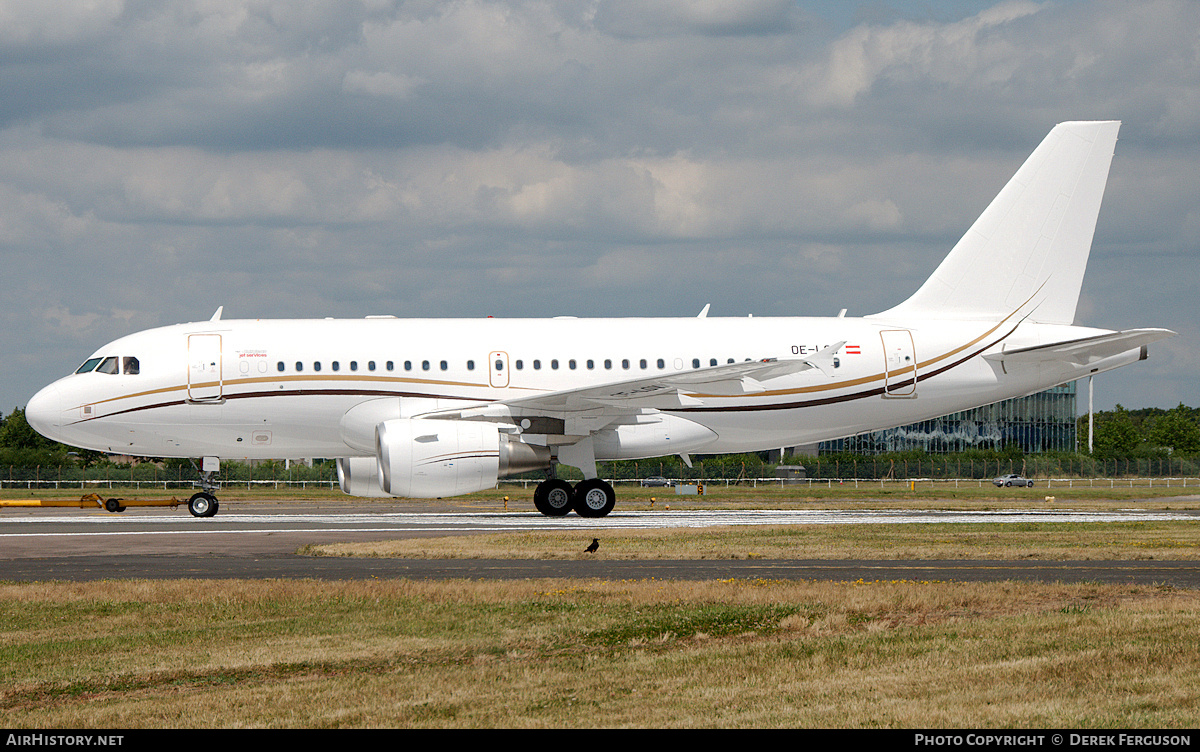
25, 121, 1174, 518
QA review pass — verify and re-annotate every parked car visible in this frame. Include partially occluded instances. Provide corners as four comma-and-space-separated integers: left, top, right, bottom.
640, 476, 674, 487
993, 473, 1035, 487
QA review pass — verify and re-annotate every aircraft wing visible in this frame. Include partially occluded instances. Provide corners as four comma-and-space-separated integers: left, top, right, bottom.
507, 355, 818, 411
428, 343, 846, 430
984, 328, 1176, 365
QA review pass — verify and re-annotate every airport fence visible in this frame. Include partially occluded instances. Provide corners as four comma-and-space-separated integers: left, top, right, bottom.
2, 472, 1197, 494
3, 454, 1199, 492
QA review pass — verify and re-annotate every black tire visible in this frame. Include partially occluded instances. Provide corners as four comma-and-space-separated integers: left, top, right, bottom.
1027, 480, 1035, 487
572, 478, 616, 518
534, 479, 574, 516
1005, 480, 1012, 487
188, 492, 219, 518
104, 498, 125, 513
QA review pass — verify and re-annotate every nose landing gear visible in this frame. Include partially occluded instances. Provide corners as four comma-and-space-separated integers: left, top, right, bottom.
187, 491, 219, 517
188, 457, 221, 517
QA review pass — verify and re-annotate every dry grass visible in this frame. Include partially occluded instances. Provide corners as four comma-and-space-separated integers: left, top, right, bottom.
302, 521, 1200, 561
2, 578, 1199, 727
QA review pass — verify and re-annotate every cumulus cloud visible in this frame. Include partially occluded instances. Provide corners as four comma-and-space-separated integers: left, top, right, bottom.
1, 0, 1198, 411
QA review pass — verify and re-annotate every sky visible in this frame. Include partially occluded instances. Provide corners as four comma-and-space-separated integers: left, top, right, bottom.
1, 0, 1197, 417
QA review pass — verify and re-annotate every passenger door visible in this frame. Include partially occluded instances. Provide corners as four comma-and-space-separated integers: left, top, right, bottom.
188, 334, 224, 402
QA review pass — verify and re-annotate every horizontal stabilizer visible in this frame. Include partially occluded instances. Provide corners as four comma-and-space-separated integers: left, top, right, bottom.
984, 328, 1176, 365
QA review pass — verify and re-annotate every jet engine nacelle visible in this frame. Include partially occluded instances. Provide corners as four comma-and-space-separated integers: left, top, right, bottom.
375, 418, 550, 498
337, 456, 389, 498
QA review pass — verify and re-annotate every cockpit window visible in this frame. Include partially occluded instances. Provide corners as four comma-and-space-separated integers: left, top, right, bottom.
75, 358, 103, 374
96, 357, 119, 375
123, 357, 140, 375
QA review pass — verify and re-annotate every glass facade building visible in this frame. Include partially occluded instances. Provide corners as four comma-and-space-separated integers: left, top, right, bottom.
819, 382, 1078, 454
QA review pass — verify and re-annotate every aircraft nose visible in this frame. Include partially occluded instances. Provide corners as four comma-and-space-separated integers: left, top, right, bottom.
25, 383, 63, 441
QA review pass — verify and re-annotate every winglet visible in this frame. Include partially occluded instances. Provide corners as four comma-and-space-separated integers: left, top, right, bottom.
801, 341, 847, 377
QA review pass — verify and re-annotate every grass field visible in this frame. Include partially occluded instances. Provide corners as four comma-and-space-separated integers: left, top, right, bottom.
2, 485, 1199, 728
301, 520, 1200, 561
2, 578, 1198, 727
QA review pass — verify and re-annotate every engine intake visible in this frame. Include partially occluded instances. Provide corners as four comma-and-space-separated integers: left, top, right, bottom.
337, 456, 389, 497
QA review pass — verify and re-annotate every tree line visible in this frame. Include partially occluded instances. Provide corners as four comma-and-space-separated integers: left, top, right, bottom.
1079, 403, 1200, 457
3, 402, 1199, 482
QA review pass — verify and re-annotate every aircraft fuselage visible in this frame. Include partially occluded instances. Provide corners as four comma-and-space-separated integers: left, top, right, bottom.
26, 314, 1131, 461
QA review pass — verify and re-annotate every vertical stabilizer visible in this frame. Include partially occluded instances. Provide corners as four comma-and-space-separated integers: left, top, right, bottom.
873, 121, 1120, 324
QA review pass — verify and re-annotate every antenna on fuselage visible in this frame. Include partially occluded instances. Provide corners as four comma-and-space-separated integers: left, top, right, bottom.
210, 306, 223, 321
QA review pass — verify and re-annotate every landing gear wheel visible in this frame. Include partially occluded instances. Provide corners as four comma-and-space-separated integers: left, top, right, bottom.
188, 492, 219, 518
104, 498, 126, 513
572, 478, 616, 518
534, 479, 574, 516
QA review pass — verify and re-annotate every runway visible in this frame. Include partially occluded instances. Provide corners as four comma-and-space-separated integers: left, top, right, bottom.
3, 500, 1200, 586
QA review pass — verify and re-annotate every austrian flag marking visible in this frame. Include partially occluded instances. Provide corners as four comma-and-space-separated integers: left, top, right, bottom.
845, 345, 861, 355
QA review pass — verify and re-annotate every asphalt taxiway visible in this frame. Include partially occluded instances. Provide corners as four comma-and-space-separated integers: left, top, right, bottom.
3, 498, 1199, 586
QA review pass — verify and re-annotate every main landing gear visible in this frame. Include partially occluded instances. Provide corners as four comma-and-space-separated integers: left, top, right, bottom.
533, 477, 617, 517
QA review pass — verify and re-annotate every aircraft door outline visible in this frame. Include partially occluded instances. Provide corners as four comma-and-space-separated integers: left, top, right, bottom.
489, 351, 509, 389
188, 334, 224, 403
880, 329, 917, 398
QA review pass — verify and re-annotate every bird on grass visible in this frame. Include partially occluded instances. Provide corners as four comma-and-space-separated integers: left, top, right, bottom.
585, 538, 599, 553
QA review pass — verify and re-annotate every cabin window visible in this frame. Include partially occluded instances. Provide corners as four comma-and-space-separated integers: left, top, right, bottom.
533, 359, 541, 370
350, 361, 358, 371
386, 361, 394, 371
295, 361, 303, 372
639, 359, 647, 369
551, 359, 559, 370
569, 359, 576, 370
277, 361, 285, 372
313, 362, 322, 372
604, 359, 612, 370
368, 361, 376, 371
586, 359, 594, 370
405, 361, 412, 371
422, 360, 430, 371
692, 359, 700, 369
657, 358, 665, 369
440, 360, 447, 371
467, 360, 475, 371
494, 359, 504, 371
331, 361, 340, 372
515, 360, 524, 370
709, 358, 717, 367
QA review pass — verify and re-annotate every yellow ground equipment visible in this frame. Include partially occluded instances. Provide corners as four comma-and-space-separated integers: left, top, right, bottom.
0, 493, 182, 513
